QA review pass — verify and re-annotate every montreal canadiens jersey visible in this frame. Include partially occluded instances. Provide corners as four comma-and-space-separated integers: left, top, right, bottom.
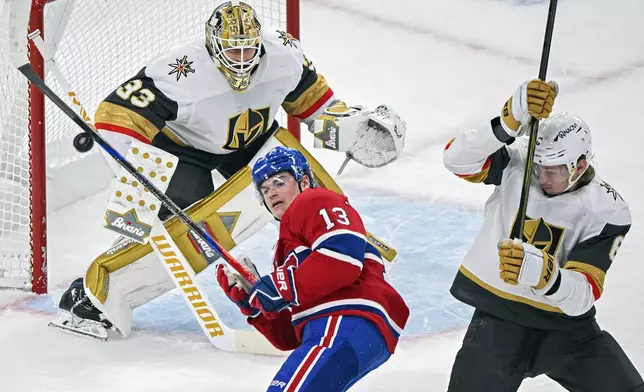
249, 188, 410, 353
443, 117, 631, 330
94, 29, 334, 154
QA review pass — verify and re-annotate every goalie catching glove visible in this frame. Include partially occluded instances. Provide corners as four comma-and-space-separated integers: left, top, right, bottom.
313, 101, 406, 168
498, 238, 559, 295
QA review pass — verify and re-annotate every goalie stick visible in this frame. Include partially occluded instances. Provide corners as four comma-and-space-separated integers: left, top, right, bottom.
28, 29, 95, 152
28, 29, 95, 131
148, 220, 283, 355
337, 154, 351, 176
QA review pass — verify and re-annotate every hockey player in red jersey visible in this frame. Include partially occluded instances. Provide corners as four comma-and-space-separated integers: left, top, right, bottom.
216, 146, 409, 391
443, 80, 644, 391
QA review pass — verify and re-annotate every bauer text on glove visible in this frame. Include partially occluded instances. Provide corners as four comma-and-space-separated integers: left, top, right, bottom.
249, 264, 298, 314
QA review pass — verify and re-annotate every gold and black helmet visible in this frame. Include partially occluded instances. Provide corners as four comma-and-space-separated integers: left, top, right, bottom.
205, 1, 262, 91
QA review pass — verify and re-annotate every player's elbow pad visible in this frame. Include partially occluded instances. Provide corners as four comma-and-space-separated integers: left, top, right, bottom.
545, 269, 596, 317
443, 145, 488, 177
443, 129, 502, 175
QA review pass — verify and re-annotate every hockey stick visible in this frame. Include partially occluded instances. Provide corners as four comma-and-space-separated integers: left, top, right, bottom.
28, 29, 95, 130
510, 0, 558, 240
28, 29, 95, 151
149, 220, 283, 355
337, 154, 351, 176
8, 1, 256, 287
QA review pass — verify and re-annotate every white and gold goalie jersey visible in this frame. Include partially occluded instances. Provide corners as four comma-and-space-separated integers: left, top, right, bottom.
443, 117, 631, 330
94, 29, 334, 155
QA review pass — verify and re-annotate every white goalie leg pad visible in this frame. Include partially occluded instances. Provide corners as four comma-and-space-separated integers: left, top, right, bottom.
85, 140, 179, 335
84, 267, 135, 337
312, 105, 406, 167
83, 163, 274, 337
103, 140, 179, 244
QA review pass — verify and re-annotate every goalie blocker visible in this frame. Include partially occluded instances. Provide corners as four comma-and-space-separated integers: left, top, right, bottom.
56, 128, 399, 339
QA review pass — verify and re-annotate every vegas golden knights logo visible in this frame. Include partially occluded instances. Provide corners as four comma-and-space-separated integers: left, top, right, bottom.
511, 215, 566, 259
223, 107, 271, 150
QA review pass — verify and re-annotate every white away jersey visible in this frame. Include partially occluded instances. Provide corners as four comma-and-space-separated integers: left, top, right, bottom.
443, 117, 631, 330
94, 28, 334, 155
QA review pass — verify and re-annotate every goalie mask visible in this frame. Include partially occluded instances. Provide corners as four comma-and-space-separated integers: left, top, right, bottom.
205, 1, 262, 91
533, 112, 593, 194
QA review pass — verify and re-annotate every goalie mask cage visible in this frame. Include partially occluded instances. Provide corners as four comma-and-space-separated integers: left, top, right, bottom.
0, 0, 300, 294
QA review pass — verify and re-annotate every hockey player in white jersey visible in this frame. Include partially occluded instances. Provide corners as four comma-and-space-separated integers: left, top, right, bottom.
443, 80, 644, 391
53, 1, 405, 339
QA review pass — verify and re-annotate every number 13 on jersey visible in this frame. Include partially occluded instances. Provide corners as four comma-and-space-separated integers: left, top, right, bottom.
319, 207, 350, 230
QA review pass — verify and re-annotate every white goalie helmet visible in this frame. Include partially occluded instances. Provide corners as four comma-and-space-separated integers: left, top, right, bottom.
205, 1, 262, 91
534, 112, 593, 191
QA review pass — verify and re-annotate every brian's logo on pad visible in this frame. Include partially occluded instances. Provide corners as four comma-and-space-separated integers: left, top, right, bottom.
314, 115, 339, 151
104, 209, 153, 244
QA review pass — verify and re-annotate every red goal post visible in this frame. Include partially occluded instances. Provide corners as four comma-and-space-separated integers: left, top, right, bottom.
0, 0, 300, 294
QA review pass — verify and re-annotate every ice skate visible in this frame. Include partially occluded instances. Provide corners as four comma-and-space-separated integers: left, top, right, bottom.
48, 278, 114, 341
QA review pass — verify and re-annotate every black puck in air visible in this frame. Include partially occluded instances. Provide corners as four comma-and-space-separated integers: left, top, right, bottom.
73, 132, 94, 153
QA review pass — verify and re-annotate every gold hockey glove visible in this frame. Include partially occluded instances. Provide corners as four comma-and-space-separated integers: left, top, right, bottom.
498, 238, 559, 294
500, 79, 558, 137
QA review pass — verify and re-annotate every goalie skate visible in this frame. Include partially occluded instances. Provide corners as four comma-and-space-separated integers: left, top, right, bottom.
48, 277, 114, 341
48, 310, 112, 341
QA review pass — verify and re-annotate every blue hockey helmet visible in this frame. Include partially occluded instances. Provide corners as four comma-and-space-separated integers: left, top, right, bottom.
252, 146, 314, 188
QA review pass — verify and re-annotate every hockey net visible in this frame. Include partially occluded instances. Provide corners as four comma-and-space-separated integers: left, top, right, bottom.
0, 0, 299, 293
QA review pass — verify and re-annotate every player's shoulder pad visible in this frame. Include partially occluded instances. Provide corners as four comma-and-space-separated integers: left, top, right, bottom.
290, 187, 348, 211
143, 36, 210, 85
283, 188, 351, 225
506, 137, 528, 168
261, 27, 305, 66
581, 176, 631, 226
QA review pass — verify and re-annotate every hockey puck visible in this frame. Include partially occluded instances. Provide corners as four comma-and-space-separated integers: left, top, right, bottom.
73, 132, 94, 153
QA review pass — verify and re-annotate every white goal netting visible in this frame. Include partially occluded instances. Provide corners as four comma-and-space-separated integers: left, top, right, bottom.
0, 0, 289, 290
